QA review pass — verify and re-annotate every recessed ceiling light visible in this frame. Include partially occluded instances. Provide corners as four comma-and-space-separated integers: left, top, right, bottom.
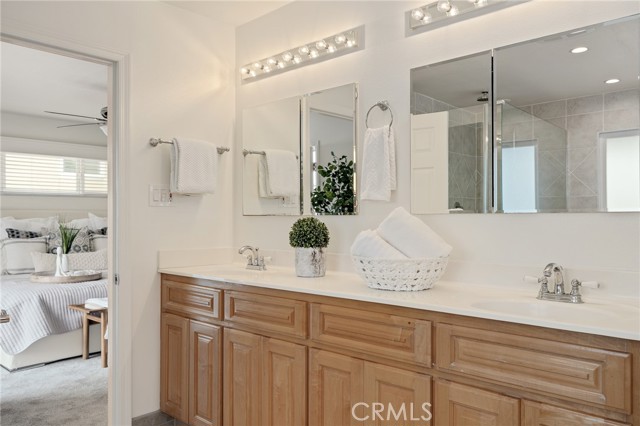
571, 46, 588, 54
605, 78, 621, 84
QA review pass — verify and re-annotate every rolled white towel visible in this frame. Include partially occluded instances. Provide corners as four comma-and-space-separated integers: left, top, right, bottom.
350, 229, 407, 259
377, 207, 452, 258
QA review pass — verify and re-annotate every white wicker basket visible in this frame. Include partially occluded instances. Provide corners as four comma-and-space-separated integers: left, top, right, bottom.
352, 256, 449, 291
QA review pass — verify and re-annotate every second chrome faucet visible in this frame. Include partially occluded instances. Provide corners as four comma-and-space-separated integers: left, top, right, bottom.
238, 245, 266, 271
524, 262, 599, 304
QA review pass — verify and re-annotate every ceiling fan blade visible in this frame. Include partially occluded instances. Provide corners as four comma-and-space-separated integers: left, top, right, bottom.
56, 122, 103, 128
45, 110, 103, 121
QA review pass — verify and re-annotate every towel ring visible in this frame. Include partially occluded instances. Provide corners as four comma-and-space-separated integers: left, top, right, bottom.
365, 101, 394, 132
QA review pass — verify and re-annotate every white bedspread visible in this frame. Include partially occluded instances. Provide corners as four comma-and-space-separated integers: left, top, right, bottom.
0, 274, 107, 355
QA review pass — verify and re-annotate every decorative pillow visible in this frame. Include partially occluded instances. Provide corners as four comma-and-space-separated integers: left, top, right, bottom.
5, 228, 42, 239
31, 249, 108, 273
42, 226, 92, 254
90, 234, 108, 251
88, 213, 107, 231
66, 217, 92, 229
0, 237, 48, 274
87, 227, 108, 236
1, 216, 58, 238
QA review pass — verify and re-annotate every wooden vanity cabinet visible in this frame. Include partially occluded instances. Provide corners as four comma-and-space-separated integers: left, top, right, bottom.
160, 274, 638, 426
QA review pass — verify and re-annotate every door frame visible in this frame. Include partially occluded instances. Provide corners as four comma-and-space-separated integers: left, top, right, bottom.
1, 23, 132, 426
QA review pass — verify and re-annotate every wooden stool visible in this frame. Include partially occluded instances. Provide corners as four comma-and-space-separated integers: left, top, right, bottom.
68, 304, 108, 368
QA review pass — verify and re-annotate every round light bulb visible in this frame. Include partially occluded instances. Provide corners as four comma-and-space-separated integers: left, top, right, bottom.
334, 34, 346, 45
277, 61, 285, 69
267, 58, 277, 66
298, 46, 310, 56
310, 49, 319, 58
316, 40, 328, 50
253, 62, 263, 70
249, 70, 256, 77
346, 39, 356, 47
437, 0, 452, 13
240, 67, 250, 75
263, 65, 271, 73
421, 13, 432, 23
282, 52, 293, 62
293, 55, 302, 64
605, 78, 620, 84
327, 43, 337, 53
570, 47, 588, 54
411, 8, 425, 21
447, 5, 459, 16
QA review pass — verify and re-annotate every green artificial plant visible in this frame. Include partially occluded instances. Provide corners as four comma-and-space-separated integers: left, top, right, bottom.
59, 223, 80, 254
310, 152, 355, 215
289, 217, 330, 248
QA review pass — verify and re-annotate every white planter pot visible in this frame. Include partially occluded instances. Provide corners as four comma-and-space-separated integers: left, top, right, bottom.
295, 247, 326, 278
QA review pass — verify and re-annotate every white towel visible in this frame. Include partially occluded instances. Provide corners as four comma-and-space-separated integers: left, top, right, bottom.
170, 138, 218, 194
377, 207, 452, 258
258, 150, 299, 198
85, 297, 108, 310
361, 125, 396, 201
350, 229, 407, 259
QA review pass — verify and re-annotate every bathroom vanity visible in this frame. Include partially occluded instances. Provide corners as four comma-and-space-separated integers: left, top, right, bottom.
158, 266, 639, 426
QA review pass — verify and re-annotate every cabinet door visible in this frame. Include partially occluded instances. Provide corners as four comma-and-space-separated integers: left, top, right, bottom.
262, 338, 307, 426
160, 313, 190, 423
309, 349, 364, 426
189, 321, 221, 426
523, 400, 630, 426
363, 362, 432, 426
224, 328, 262, 426
434, 380, 520, 426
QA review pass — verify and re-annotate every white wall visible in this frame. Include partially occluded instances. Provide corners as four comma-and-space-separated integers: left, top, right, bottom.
1, 1, 235, 417
236, 2, 640, 292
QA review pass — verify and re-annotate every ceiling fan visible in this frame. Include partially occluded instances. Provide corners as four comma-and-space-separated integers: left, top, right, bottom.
45, 106, 108, 135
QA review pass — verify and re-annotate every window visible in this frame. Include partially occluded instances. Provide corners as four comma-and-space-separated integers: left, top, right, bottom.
601, 130, 640, 212
0, 152, 107, 195
501, 141, 537, 213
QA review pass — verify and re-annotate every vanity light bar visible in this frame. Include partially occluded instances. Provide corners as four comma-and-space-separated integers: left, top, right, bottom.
240, 26, 365, 83
406, 0, 529, 36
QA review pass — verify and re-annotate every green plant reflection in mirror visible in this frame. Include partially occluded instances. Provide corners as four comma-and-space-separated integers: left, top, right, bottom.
311, 152, 355, 215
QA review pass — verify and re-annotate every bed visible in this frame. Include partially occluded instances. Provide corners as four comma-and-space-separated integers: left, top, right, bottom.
0, 274, 108, 371
0, 210, 109, 371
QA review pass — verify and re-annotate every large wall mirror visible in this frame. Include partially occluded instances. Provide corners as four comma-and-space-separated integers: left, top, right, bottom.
410, 14, 639, 214
242, 83, 357, 216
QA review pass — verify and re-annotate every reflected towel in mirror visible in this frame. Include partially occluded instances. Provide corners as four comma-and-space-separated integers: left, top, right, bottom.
361, 125, 396, 201
258, 149, 299, 200
170, 138, 218, 194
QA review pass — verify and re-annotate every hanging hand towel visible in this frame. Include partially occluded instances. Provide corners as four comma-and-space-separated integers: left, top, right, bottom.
361, 125, 396, 201
350, 229, 407, 259
377, 207, 452, 258
258, 150, 299, 199
170, 138, 218, 194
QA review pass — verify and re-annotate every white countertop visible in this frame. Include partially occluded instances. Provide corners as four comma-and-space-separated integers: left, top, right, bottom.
159, 264, 640, 341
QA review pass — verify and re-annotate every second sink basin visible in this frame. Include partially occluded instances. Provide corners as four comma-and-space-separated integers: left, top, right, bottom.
470, 299, 633, 322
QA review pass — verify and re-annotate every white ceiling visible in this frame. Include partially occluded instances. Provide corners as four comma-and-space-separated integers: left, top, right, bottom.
164, 0, 290, 26
412, 15, 639, 108
1, 41, 108, 126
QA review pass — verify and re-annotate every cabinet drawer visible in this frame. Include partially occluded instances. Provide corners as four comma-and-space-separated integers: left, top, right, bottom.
162, 280, 221, 321
310, 304, 431, 366
523, 400, 630, 426
436, 323, 632, 413
224, 290, 307, 338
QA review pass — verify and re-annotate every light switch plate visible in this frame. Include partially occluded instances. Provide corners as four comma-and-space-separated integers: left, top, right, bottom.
149, 184, 172, 207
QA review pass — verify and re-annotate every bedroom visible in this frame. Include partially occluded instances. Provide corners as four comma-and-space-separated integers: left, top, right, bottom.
1, 1, 638, 426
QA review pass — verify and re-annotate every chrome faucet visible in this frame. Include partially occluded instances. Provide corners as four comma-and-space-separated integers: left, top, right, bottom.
524, 262, 599, 304
238, 245, 266, 271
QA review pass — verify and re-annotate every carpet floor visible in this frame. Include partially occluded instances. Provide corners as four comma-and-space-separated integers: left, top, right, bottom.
0, 355, 107, 426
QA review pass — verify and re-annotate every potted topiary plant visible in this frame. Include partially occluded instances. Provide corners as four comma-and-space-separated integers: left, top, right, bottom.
289, 217, 330, 277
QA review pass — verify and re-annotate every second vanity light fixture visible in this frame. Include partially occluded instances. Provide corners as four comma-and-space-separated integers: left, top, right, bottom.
407, 0, 528, 35
240, 26, 364, 83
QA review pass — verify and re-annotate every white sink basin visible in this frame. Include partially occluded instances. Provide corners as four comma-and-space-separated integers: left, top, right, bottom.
470, 299, 633, 322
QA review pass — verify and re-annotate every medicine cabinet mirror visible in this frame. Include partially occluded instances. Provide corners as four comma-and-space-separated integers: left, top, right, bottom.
410, 14, 639, 214
242, 83, 358, 216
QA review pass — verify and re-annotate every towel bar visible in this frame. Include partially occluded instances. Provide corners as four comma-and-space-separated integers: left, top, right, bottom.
243, 149, 299, 160
149, 138, 230, 154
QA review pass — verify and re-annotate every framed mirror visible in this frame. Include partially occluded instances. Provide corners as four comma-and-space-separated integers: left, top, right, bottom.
242, 83, 358, 216
410, 14, 639, 214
